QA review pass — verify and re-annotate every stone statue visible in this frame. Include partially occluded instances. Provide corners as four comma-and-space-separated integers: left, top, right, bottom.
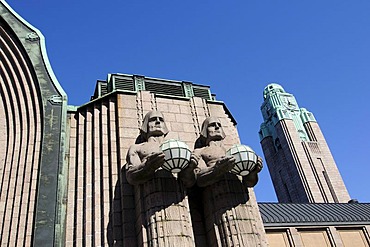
195, 116, 237, 187
125, 110, 195, 246
189, 116, 264, 246
126, 110, 168, 185
180, 116, 262, 188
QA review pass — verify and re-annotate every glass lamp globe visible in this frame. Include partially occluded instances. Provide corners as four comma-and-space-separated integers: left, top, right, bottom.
160, 139, 191, 173
226, 144, 257, 176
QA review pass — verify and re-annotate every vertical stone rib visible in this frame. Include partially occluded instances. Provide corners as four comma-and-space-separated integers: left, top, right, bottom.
101, 103, 111, 244
76, 111, 85, 246
66, 114, 77, 245
109, 98, 122, 244
85, 109, 93, 245
93, 105, 102, 246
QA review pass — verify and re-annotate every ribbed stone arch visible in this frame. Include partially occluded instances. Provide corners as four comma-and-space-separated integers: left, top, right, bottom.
0, 1, 68, 246
0, 18, 43, 246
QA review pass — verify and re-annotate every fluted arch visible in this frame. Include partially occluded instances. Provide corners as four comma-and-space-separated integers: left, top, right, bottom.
0, 18, 43, 246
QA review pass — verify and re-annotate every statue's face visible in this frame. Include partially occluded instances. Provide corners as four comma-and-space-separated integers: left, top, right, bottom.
147, 111, 166, 137
207, 118, 223, 141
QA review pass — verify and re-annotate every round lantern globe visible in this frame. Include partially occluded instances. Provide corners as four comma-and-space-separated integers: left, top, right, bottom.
226, 144, 257, 176
160, 139, 191, 173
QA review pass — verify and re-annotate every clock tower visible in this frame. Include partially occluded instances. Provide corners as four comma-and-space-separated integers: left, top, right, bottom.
259, 84, 350, 203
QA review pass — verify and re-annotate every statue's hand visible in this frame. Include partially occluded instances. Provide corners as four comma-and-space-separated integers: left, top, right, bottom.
195, 156, 235, 187
243, 156, 263, 188
253, 156, 263, 173
214, 156, 235, 173
143, 152, 165, 171
188, 153, 200, 170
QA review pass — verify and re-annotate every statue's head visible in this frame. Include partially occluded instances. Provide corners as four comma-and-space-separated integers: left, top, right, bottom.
140, 110, 169, 140
200, 117, 226, 145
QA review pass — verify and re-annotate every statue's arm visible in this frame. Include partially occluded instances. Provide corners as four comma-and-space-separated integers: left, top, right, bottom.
126, 146, 164, 185
196, 156, 235, 187
242, 156, 263, 188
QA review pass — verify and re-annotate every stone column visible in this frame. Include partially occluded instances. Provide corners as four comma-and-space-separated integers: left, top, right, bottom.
134, 170, 195, 247
203, 174, 266, 246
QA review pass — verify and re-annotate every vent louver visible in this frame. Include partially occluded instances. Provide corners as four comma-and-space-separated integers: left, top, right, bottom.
145, 82, 184, 97
100, 82, 108, 95
91, 74, 215, 101
193, 87, 211, 100
91, 80, 108, 100
114, 76, 135, 91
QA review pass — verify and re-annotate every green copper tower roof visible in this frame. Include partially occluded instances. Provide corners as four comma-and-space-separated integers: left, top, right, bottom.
263, 83, 286, 99
259, 83, 316, 143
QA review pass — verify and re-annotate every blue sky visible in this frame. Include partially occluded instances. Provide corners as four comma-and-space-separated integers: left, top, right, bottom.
5, 0, 370, 202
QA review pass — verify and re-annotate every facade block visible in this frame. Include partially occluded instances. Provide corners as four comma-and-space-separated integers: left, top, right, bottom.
63, 76, 267, 246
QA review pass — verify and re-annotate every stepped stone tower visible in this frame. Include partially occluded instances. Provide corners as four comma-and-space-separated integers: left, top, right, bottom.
259, 83, 350, 203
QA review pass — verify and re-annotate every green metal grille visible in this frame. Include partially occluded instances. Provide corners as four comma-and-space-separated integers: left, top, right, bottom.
114, 76, 135, 91
193, 87, 211, 100
145, 82, 184, 97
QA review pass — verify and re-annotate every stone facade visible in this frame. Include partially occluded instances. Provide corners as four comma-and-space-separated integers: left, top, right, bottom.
65, 87, 267, 246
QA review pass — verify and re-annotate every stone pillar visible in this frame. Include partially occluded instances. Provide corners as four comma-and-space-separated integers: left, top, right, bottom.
134, 170, 195, 246
203, 174, 266, 246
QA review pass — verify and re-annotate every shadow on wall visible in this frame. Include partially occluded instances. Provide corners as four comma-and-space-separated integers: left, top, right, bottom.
107, 168, 190, 246
107, 166, 137, 247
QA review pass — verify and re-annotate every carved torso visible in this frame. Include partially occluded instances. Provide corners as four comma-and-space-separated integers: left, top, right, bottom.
132, 141, 162, 163
195, 145, 226, 168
